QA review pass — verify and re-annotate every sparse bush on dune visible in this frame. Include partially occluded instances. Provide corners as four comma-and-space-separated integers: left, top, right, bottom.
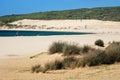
49, 41, 67, 54
82, 49, 108, 66
63, 44, 80, 56
31, 41, 120, 73
81, 42, 120, 66
81, 45, 94, 54
31, 65, 42, 73
95, 39, 104, 47
63, 57, 78, 69
105, 42, 120, 63
44, 60, 64, 71
49, 41, 81, 55
49, 41, 101, 56
44, 57, 79, 71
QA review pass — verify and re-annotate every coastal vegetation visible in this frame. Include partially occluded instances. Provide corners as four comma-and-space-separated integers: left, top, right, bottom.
49, 41, 66, 54
31, 41, 120, 73
0, 6, 120, 23
95, 39, 104, 47
31, 65, 42, 73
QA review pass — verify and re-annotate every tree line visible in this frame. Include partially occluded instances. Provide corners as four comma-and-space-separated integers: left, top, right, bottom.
0, 6, 120, 23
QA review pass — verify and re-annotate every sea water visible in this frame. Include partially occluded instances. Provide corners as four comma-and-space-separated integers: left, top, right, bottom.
0, 30, 93, 36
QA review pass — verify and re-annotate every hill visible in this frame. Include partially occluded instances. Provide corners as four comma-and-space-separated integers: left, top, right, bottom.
0, 6, 120, 23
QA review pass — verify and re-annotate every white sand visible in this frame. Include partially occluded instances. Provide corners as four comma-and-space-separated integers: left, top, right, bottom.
11, 19, 120, 29
0, 19, 120, 58
0, 19, 120, 80
0, 33, 120, 58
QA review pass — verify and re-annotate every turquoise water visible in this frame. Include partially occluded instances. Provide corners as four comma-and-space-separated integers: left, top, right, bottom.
0, 30, 93, 36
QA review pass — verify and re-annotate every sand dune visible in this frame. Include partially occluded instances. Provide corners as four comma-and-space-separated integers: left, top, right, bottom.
0, 19, 120, 80
0, 53, 120, 80
11, 19, 120, 29
9, 19, 120, 33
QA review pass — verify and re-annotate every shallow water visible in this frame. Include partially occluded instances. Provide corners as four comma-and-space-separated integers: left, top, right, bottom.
0, 30, 93, 36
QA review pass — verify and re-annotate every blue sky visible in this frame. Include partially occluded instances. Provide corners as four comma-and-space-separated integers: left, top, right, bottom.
0, 0, 120, 16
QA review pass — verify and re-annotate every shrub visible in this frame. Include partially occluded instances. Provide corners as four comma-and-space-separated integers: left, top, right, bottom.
105, 42, 120, 63
44, 60, 64, 70
82, 49, 107, 66
63, 57, 78, 69
49, 41, 67, 54
76, 58, 86, 67
63, 44, 80, 56
95, 39, 104, 47
31, 65, 42, 73
31, 42, 120, 73
81, 45, 94, 53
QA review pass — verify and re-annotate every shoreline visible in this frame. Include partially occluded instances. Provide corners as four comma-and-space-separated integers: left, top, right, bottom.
0, 33, 120, 58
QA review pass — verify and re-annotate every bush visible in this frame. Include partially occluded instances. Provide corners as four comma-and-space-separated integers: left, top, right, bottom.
63, 57, 78, 69
44, 60, 64, 71
81, 45, 94, 53
82, 49, 107, 66
63, 44, 80, 56
49, 41, 67, 54
95, 39, 104, 47
105, 42, 120, 63
31, 65, 42, 73
31, 42, 120, 73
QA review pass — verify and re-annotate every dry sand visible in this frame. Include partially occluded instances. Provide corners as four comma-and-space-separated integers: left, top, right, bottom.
4, 19, 120, 33
11, 19, 120, 29
0, 33, 120, 58
0, 53, 120, 80
0, 19, 120, 80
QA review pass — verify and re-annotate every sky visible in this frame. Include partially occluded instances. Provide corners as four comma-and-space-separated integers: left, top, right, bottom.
0, 0, 120, 16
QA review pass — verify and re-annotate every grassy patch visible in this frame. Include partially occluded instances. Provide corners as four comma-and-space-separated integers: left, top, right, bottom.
44, 60, 64, 71
63, 57, 78, 69
31, 65, 43, 73
31, 41, 120, 73
63, 44, 80, 56
49, 41, 67, 54
81, 45, 94, 54
82, 49, 107, 66
49, 41, 81, 56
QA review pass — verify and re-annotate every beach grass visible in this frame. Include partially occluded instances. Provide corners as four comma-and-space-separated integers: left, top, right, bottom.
31, 41, 120, 73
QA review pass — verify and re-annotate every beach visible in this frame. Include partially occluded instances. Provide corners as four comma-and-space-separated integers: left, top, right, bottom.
0, 33, 120, 58
0, 19, 120, 80
0, 19, 120, 58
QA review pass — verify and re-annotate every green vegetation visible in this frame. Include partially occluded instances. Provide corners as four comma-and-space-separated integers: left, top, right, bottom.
0, 6, 120, 23
95, 39, 104, 47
